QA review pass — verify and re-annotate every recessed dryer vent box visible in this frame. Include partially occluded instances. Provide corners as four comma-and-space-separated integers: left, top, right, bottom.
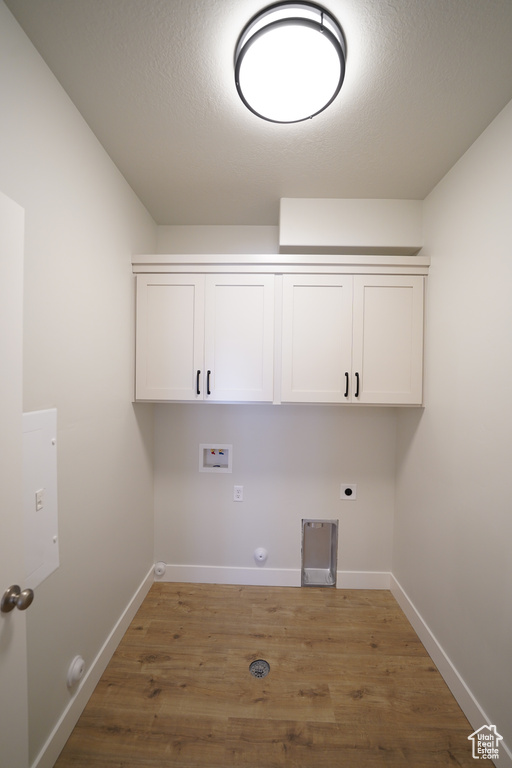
301, 519, 338, 587
199, 444, 232, 473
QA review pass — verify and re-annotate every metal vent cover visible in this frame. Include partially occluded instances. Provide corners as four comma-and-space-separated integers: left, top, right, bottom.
301, 518, 338, 587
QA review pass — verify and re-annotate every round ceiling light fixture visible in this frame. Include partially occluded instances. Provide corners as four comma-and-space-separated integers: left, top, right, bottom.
234, 2, 346, 124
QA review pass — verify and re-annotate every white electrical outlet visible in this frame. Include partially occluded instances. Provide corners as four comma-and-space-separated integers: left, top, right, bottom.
340, 484, 357, 500
234, 485, 244, 502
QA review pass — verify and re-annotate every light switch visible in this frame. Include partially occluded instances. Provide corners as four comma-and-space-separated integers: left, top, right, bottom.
35, 488, 44, 511
24, 408, 59, 589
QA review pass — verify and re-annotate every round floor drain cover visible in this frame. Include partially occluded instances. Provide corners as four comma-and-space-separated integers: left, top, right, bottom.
249, 659, 270, 678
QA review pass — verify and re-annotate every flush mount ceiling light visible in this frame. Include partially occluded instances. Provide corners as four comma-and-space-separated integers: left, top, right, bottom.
234, 2, 346, 124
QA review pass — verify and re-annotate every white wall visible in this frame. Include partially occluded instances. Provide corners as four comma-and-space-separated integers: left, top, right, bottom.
154, 225, 398, 586
0, 3, 156, 762
157, 224, 279, 254
154, 403, 397, 584
394, 98, 512, 751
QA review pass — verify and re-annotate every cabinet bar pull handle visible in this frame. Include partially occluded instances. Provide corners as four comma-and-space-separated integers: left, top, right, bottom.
355, 372, 360, 398
344, 372, 349, 398
196, 370, 201, 396
207, 370, 211, 396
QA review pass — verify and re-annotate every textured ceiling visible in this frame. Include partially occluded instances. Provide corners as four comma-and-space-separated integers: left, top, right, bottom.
5, 0, 512, 225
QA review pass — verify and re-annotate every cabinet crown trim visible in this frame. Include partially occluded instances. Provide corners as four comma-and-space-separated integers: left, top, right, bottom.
132, 253, 430, 275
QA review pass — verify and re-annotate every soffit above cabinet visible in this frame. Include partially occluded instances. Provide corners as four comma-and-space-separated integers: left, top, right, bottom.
279, 199, 423, 255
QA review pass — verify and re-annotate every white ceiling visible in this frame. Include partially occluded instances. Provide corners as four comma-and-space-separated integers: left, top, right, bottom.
5, 0, 512, 225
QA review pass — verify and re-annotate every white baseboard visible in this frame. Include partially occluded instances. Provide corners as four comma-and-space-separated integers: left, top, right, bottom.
31, 565, 154, 768
157, 563, 391, 590
337, 570, 391, 589
390, 575, 511, 767
157, 563, 300, 587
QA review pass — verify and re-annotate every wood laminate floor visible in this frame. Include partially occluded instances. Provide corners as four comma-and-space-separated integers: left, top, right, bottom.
55, 583, 476, 767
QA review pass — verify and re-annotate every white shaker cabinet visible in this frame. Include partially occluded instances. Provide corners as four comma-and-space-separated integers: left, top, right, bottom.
204, 274, 275, 402
281, 274, 424, 405
135, 274, 204, 400
352, 275, 424, 405
135, 273, 275, 402
281, 275, 354, 403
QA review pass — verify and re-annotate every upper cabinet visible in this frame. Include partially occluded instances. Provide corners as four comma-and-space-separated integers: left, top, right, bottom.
204, 274, 275, 402
281, 274, 424, 405
135, 273, 275, 402
281, 275, 353, 403
136, 274, 204, 401
133, 254, 428, 406
351, 275, 424, 405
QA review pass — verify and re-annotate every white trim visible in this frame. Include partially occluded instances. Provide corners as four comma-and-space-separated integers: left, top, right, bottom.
133, 264, 430, 276
31, 566, 154, 768
157, 564, 391, 590
157, 564, 300, 587
132, 253, 431, 268
337, 570, 391, 589
131, 253, 430, 276
390, 575, 512, 767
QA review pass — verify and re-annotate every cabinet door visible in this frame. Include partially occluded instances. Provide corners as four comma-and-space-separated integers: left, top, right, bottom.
135, 274, 204, 400
351, 275, 424, 405
281, 275, 353, 403
204, 275, 274, 402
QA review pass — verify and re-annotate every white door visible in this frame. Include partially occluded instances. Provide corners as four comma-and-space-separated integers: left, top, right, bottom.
352, 275, 424, 405
0, 191, 29, 767
204, 275, 275, 402
281, 275, 353, 403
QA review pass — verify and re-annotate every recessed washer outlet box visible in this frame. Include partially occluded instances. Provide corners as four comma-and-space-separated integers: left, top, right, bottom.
199, 444, 232, 473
